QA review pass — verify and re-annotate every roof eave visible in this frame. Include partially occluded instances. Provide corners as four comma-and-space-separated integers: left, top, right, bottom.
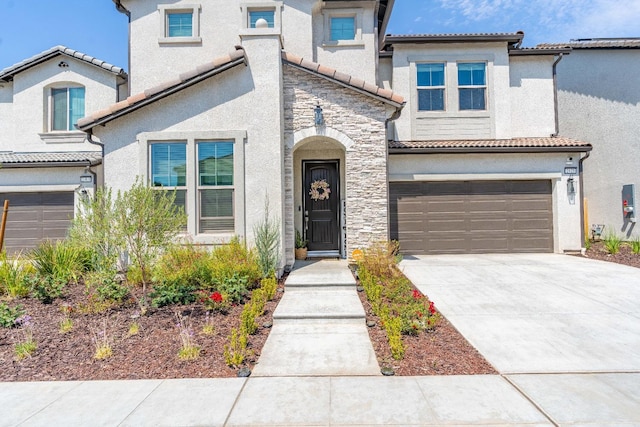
78, 56, 247, 132
389, 146, 593, 154
0, 159, 101, 168
283, 60, 404, 108
384, 32, 524, 47
509, 47, 572, 56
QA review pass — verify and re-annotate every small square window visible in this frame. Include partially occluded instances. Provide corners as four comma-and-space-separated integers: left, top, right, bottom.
158, 4, 201, 44
249, 10, 275, 28
167, 12, 193, 37
330, 16, 355, 41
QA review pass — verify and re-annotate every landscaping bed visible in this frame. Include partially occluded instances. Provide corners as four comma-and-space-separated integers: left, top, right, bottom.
581, 240, 640, 269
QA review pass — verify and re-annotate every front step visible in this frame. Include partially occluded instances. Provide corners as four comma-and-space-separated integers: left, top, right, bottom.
273, 288, 365, 321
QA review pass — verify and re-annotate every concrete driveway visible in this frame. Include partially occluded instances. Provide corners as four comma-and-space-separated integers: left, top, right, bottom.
400, 253, 640, 425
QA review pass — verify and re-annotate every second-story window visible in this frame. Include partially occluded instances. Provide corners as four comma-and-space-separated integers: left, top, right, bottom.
51, 87, 85, 131
458, 63, 486, 110
330, 16, 355, 41
167, 12, 193, 37
249, 9, 275, 28
417, 63, 445, 111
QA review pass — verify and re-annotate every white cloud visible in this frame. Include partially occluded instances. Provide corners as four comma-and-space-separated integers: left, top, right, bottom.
414, 16, 423, 22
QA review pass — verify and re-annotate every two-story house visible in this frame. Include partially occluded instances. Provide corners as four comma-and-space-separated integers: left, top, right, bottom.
73, 0, 590, 271
0, 46, 127, 253
538, 38, 640, 240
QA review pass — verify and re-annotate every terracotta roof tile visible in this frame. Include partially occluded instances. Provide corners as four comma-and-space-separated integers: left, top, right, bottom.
281, 50, 404, 107
0, 45, 126, 82
77, 47, 247, 131
0, 151, 102, 166
538, 38, 640, 49
389, 138, 592, 152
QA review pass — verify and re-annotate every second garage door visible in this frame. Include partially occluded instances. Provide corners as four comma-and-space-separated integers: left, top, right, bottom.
390, 180, 553, 254
0, 192, 74, 254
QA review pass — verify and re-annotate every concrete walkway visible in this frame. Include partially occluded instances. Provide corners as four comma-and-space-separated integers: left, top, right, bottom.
252, 260, 380, 376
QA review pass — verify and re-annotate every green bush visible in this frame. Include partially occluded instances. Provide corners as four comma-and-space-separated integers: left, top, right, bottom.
0, 302, 25, 328
30, 240, 87, 283
209, 238, 261, 289
253, 199, 280, 278
96, 278, 130, 304
0, 252, 32, 297
150, 281, 198, 307
603, 232, 622, 254
260, 276, 278, 301
152, 244, 210, 289
218, 273, 249, 304
29, 275, 66, 304
630, 237, 640, 255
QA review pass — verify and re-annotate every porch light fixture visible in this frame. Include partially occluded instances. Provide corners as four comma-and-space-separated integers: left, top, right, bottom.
314, 104, 324, 126
567, 177, 576, 196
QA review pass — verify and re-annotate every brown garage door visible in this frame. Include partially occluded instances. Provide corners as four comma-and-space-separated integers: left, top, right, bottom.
0, 192, 74, 254
390, 180, 553, 254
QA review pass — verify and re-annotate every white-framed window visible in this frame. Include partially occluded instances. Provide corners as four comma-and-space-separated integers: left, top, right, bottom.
50, 86, 85, 132
458, 62, 486, 110
140, 131, 246, 242
322, 8, 363, 46
158, 4, 201, 44
240, 2, 282, 35
417, 63, 445, 111
197, 141, 234, 232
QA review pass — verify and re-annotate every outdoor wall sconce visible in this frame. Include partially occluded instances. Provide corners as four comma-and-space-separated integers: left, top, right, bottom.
567, 177, 576, 196
314, 104, 324, 126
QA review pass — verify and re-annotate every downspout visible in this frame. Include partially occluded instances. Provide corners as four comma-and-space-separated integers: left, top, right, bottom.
85, 130, 104, 188
113, 0, 132, 97
551, 53, 564, 137
385, 105, 404, 242
579, 150, 591, 248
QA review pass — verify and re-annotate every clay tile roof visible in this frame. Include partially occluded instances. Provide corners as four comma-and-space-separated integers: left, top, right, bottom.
77, 47, 247, 131
389, 137, 592, 153
537, 38, 640, 49
509, 46, 572, 56
0, 45, 127, 82
384, 32, 525, 46
0, 151, 102, 167
281, 51, 405, 107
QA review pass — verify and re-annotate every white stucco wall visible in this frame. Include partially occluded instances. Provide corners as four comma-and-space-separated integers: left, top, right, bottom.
388, 152, 584, 252
122, 0, 379, 93
2, 56, 119, 153
556, 49, 640, 239
92, 36, 286, 264
390, 42, 512, 142
509, 55, 556, 137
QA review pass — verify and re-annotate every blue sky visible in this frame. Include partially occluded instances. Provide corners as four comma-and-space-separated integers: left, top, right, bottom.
1, 0, 639, 72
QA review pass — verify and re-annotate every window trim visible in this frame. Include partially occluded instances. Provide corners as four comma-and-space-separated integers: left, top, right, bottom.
322, 8, 364, 47
457, 62, 487, 111
240, 2, 282, 36
416, 62, 446, 112
139, 130, 246, 244
158, 4, 202, 44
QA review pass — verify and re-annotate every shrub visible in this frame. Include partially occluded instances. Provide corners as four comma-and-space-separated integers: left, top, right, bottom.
150, 281, 198, 308
358, 241, 402, 279
224, 327, 249, 367
218, 273, 249, 304
603, 232, 622, 254
0, 252, 32, 297
197, 290, 231, 313
153, 244, 210, 290
0, 302, 25, 328
630, 237, 640, 255
209, 237, 261, 289
96, 278, 130, 304
30, 240, 87, 283
30, 275, 66, 304
253, 199, 280, 278
260, 276, 278, 301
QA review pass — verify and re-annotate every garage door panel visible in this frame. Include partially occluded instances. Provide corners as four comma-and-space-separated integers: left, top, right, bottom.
0, 192, 74, 253
389, 180, 553, 254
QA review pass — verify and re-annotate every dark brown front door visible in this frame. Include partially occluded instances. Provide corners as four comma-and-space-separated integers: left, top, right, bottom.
303, 161, 340, 252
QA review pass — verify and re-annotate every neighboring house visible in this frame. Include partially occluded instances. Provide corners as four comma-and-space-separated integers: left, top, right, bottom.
0, 46, 127, 253
537, 38, 640, 240
73, 0, 589, 271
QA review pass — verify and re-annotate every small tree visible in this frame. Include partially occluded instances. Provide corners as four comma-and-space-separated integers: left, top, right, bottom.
253, 198, 281, 278
114, 178, 187, 312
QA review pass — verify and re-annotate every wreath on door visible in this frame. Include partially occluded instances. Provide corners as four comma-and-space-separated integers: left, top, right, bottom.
309, 179, 331, 201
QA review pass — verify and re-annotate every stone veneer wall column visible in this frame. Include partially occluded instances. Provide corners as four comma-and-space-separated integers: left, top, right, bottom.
283, 65, 389, 265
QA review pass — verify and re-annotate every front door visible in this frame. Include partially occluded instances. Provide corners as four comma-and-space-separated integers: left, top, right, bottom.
303, 160, 340, 252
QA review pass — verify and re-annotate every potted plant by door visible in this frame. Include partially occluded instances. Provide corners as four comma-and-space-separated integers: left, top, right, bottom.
295, 230, 308, 260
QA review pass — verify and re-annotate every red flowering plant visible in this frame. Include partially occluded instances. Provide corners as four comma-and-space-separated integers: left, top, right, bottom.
399, 288, 441, 335
197, 290, 232, 313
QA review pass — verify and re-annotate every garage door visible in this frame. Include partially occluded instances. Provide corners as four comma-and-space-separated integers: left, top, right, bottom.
390, 180, 553, 254
0, 192, 74, 254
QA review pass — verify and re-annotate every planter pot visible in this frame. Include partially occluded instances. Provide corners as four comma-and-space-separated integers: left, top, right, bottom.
295, 248, 308, 260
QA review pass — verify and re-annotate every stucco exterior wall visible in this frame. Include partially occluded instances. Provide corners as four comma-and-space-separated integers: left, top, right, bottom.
391, 42, 512, 142
91, 37, 286, 262
283, 65, 391, 266
388, 152, 584, 252
122, 0, 378, 93
509, 56, 556, 137
556, 49, 640, 239
2, 57, 118, 153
